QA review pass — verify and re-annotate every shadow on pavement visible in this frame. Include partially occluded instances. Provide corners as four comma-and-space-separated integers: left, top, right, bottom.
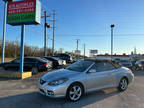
0, 78, 19, 81
0, 88, 119, 108
133, 70, 144, 77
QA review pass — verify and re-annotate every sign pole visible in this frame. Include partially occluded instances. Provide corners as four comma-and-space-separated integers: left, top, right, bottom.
19, 25, 25, 73
1, 1, 8, 63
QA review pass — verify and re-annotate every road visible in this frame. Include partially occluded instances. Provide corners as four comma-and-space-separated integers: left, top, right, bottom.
0, 70, 144, 108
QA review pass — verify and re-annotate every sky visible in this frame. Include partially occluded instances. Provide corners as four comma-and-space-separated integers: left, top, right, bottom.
0, 0, 144, 56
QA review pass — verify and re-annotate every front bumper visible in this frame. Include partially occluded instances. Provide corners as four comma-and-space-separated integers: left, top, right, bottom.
38, 81, 68, 98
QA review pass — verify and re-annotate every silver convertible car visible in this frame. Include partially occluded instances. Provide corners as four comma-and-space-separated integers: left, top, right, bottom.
38, 59, 134, 101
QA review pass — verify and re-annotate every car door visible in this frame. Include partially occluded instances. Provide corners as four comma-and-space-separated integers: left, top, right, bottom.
86, 62, 116, 91
24, 58, 36, 71
7, 59, 19, 70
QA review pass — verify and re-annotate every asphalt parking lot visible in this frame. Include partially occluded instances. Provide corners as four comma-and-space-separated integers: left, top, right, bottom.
0, 70, 144, 108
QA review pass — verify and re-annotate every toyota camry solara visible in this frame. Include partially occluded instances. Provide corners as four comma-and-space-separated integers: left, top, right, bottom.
38, 59, 134, 102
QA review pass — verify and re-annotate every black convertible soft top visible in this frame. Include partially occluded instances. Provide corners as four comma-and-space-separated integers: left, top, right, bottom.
84, 58, 121, 68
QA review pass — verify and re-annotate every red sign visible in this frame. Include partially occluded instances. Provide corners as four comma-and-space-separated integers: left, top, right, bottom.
7, 0, 36, 15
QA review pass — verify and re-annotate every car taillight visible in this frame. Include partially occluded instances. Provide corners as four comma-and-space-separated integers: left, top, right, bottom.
44, 63, 48, 67
128, 69, 132, 73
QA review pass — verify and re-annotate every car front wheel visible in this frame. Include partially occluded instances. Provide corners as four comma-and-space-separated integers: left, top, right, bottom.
118, 78, 128, 91
66, 83, 83, 102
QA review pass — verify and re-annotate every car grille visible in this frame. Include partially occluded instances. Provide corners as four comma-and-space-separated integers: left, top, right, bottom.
40, 79, 46, 85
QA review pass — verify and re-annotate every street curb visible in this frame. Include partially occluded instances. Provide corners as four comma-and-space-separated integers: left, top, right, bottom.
0, 71, 32, 79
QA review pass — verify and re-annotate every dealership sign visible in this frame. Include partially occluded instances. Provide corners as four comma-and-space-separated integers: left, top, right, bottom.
90, 50, 98, 54
7, 0, 41, 25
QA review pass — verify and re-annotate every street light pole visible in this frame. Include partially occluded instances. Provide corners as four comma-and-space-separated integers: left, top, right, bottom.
1, 1, 8, 63
110, 24, 115, 61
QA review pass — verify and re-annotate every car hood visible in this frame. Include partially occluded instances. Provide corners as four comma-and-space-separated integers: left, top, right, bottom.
41, 69, 81, 82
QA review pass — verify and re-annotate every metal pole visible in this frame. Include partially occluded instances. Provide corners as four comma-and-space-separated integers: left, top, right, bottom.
76, 39, 79, 51
111, 24, 114, 61
19, 25, 25, 73
44, 11, 47, 56
76, 39, 80, 58
52, 10, 55, 56
1, 1, 8, 63
111, 27, 113, 60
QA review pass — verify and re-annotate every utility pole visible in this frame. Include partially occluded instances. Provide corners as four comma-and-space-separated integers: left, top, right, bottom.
110, 24, 115, 61
84, 44, 85, 59
43, 11, 50, 57
76, 39, 80, 57
76, 39, 80, 52
44, 11, 47, 57
52, 10, 56, 56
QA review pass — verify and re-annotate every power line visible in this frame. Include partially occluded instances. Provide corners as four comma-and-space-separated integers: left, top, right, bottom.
41, 0, 53, 13
54, 34, 144, 37
26, 28, 73, 48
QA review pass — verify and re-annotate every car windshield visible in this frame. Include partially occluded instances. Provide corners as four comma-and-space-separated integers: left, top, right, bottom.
66, 61, 94, 72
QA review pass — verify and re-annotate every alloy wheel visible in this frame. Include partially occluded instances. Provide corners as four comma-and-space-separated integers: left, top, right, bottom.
120, 78, 128, 91
69, 85, 82, 101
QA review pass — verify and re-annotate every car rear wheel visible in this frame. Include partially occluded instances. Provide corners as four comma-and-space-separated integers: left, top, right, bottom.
66, 83, 83, 102
32, 67, 38, 75
118, 78, 128, 91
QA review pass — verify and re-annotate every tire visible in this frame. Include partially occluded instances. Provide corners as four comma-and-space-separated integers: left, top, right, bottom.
118, 78, 128, 92
32, 67, 38, 75
66, 83, 84, 102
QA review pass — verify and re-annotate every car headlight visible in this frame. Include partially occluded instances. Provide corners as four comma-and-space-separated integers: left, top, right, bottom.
48, 78, 68, 86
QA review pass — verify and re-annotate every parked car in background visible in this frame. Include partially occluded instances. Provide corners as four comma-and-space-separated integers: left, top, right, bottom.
73, 57, 84, 62
38, 59, 134, 102
43, 57, 59, 68
54, 53, 72, 63
119, 60, 133, 70
0, 57, 52, 74
113, 58, 121, 64
135, 60, 144, 70
52, 57, 67, 66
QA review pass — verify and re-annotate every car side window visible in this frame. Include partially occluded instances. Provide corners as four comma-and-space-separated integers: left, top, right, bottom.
24, 58, 36, 63
90, 62, 116, 72
90, 62, 105, 72
104, 62, 116, 71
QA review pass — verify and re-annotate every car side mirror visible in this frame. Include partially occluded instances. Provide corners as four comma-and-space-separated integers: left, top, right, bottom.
88, 69, 96, 73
